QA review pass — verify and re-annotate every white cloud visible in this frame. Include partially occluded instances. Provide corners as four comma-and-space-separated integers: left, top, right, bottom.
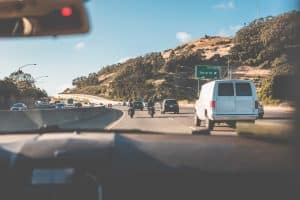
74, 41, 85, 50
176, 32, 192, 43
213, 1, 235, 9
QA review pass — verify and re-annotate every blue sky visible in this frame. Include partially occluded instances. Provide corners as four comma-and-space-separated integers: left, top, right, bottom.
0, 0, 298, 95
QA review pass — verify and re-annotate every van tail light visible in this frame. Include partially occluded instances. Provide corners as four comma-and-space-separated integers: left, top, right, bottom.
255, 101, 259, 109
210, 100, 216, 109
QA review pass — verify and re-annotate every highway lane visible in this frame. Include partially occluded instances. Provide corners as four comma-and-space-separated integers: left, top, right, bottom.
56, 94, 295, 135
112, 106, 234, 135
112, 106, 194, 134
110, 105, 295, 135
0, 103, 294, 135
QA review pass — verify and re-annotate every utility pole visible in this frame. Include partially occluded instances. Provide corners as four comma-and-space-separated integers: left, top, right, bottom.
17, 63, 37, 72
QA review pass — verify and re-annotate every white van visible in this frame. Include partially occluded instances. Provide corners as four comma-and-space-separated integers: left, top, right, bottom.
194, 79, 259, 130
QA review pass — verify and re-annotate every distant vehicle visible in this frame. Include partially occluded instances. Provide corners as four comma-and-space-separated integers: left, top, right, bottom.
148, 106, 155, 118
128, 107, 135, 118
65, 104, 75, 109
258, 103, 264, 119
85, 103, 95, 108
67, 98, 74, 105
74, 103, 83, 108
161, 99, 179, 114
144, 102, 148, 107
49, 103, 56, 109
108, 103, 113, 108
55, 103, 65, 110
133, 101, 144, 111
122, 101, 127, 106
10, 103, 28, 111
194, 80, 259, 130
34, 102, 52, 110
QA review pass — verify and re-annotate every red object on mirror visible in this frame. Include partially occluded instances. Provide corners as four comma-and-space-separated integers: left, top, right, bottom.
61, 7, 73, 17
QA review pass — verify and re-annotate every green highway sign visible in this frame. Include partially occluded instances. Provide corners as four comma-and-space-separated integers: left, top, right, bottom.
195, 65, 221, 79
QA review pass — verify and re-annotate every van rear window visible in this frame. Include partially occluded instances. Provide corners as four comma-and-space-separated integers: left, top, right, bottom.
236, 83, 252, 96
218, 83, 234, 96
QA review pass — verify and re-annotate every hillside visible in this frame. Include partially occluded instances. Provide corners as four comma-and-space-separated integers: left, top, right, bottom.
67, 11, 300, 103
69, 36, 232, 101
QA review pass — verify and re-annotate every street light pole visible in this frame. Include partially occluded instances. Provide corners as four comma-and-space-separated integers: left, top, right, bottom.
17, 63, 37, 71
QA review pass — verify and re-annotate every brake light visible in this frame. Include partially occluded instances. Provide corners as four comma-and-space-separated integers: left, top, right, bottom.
210, 100, 215, 109
61, 7, 73, 17
255, 101, 259, 109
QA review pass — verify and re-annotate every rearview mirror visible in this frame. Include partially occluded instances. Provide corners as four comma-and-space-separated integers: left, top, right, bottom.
0, 0, 89, 37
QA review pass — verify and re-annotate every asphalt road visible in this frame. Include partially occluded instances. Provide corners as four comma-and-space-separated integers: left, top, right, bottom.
1, 103, 293, 135
108, 106, 295, 135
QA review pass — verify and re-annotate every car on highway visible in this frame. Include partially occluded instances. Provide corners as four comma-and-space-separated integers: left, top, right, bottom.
89, 103, 95, 107
258, 103, 264, 119
49, 103, 56, 109
65, 103, 76, 109
194, 80, 259, 130
55, 103, 65, 110
34, 102, 53, 110
133, 101, 144, 111
161, 99, 179, 114
144, 102, 148, 107
107, 103, 113, 108
10, 103, 28, 111
74, 102, 83, 108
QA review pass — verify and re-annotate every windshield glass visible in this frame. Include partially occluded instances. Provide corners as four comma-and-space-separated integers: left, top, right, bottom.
13, 103, 24, 107
166, 100, 178, 105
0, 0, 298, 136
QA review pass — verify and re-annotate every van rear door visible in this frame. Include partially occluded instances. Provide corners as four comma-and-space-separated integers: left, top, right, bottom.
216, 82, 235, 114
234, 82, 255, 114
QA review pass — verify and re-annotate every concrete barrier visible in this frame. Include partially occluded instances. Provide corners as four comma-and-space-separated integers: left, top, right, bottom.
0, 107, 113, 132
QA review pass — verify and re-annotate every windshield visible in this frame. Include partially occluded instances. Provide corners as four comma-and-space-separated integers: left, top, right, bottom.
165, 100, 178, 105
12, 103, 24, 107
0, 0, 298, 136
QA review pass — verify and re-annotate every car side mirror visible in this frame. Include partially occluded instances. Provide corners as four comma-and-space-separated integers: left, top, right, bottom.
0, 0, 89, 37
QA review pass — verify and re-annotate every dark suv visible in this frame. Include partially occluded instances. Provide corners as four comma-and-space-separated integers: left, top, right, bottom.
161, 99, 179, 114
133, 101, 144, 111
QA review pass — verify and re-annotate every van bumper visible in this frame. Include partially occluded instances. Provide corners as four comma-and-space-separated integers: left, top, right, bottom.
211, 114, 258, 121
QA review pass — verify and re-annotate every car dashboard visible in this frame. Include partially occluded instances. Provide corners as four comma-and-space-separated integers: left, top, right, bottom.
0, 132, 299, 200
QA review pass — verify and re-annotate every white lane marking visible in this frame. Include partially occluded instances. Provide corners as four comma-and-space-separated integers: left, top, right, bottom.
106, 109, 126, 130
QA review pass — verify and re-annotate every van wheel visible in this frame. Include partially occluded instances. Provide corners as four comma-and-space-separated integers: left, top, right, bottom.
205, 119, 214, 130
194, 114, 200, 127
